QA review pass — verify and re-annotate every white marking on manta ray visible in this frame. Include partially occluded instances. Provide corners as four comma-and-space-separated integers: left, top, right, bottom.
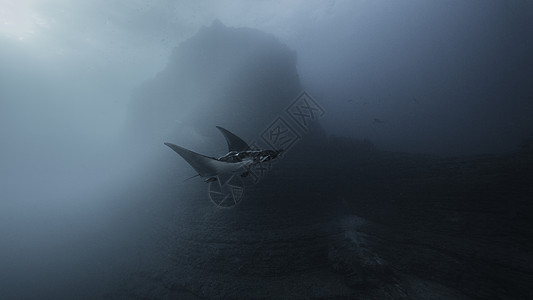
164, 126, 283, 183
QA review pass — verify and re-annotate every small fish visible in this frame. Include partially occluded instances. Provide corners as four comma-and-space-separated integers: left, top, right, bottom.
374, 118, 385, 124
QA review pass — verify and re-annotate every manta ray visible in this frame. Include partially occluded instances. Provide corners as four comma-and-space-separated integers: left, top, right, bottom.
164, 126, 283, 182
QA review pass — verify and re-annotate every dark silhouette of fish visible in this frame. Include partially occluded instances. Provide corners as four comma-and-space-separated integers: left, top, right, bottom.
165, 126, 283, 182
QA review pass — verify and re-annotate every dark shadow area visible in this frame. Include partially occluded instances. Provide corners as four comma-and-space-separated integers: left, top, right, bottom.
2, 2, 532, 297
2, 2, 533, 299
106, 22, 533, 299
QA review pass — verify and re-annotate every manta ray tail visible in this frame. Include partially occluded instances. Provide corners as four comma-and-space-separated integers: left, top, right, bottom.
183, 174, 200, 182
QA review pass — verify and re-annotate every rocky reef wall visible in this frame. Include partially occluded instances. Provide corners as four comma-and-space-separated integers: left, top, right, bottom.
113, 21, 533, 299
126, 20, 301, 148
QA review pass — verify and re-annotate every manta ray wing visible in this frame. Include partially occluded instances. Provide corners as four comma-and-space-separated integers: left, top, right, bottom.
164, 142, 251, 178
216, 126, 250, 152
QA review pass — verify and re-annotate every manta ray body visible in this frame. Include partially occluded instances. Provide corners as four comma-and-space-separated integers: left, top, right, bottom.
164, 126, 283, 182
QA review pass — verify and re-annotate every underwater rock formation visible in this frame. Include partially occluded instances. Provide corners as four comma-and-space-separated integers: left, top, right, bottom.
126, 20, 301, 147
114, 21, 533, 299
